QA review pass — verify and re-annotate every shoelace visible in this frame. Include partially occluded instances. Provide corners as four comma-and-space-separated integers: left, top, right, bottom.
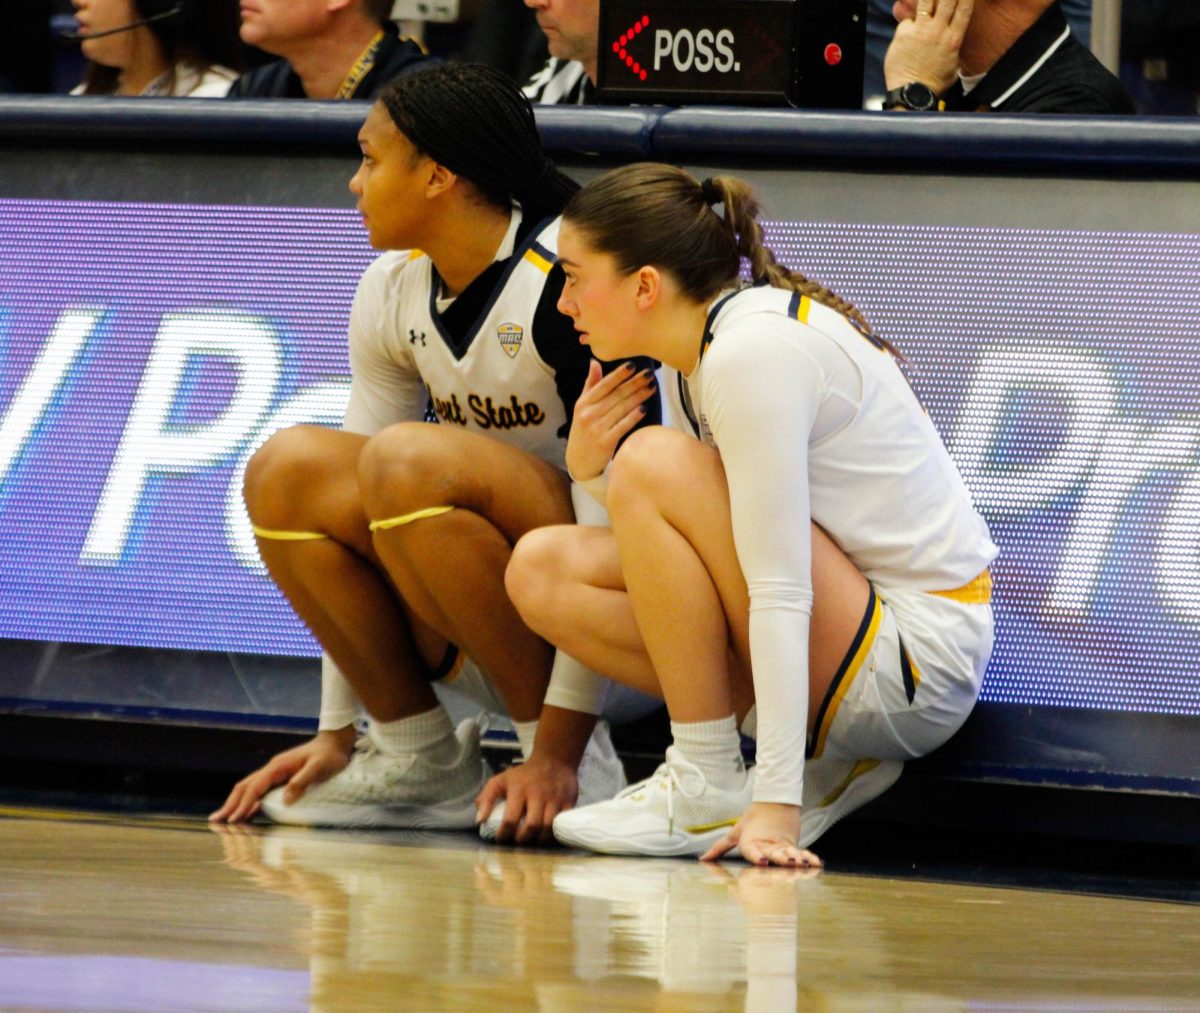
346, 736, 381, 782
616, 747, 706, 836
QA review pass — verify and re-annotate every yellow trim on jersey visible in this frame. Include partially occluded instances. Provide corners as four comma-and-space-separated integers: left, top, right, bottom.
407, 249, 425, 261
251, 525, 328, 541
523, 248, 553, 274
794, 294, 811, 323
814, 758, 883, 809
929, 568, 992, 604
368, 505, 455, 532
811, 592, 883, 759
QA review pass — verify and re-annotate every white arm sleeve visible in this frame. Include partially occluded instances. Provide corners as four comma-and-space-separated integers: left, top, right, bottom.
568, 463, 611, 508
318, 654, 363, 731
701, 327, 825, 807
342, 255, 427, 436
543, 480, 618, 714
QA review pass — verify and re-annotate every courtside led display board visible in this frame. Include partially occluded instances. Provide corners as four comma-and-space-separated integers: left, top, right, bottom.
3, 197, 1200, 723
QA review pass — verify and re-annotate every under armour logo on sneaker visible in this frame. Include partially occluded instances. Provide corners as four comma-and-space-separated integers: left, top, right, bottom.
409, 329, 426, 346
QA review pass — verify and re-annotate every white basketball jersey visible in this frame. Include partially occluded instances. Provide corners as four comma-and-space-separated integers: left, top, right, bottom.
384, 217, 570, 468
677, 285, 997, 590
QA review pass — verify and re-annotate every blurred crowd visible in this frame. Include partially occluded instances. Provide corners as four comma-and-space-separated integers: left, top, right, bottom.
0, 0, 1195, 114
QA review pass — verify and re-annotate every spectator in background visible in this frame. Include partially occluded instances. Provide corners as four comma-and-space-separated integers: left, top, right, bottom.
454, 0, 549, 86
71, 0, 243, 96
882, 0, 1132, 113
863, 0, 1091, 103
521, 0, 596, 104
229, 0, 430, 99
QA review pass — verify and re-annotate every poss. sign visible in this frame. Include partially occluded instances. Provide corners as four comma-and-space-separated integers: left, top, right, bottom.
596, 0, 865, 108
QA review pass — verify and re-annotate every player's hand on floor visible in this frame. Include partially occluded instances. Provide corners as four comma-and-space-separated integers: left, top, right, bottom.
566, 359, 657, 483
476, 755, 581, 846
701, 801, 823, 868
209, 727, 355, 824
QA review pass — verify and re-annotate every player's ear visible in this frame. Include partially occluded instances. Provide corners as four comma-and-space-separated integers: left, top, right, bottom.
425, 159, 458, 199
634, 265, 661, 310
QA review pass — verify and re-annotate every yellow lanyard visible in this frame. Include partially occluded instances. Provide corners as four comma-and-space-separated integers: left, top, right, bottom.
336, 30, 385, 99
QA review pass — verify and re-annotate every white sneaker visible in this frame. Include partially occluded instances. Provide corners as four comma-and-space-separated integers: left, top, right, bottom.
479, 719, 628, 841
260, 718, 491, 829
551, 745, 752, 857
799, 757, 903, 848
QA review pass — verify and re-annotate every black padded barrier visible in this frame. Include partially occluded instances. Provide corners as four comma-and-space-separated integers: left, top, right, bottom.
3, 97, 1200, 174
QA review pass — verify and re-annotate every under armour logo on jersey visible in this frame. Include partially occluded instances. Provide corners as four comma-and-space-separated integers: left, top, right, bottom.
497, 322, 523, 359
409, 329, 426, 346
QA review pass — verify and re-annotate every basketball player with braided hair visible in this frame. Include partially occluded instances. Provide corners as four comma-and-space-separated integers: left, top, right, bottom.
211, 65, 659, 837
505, 163, 996, 864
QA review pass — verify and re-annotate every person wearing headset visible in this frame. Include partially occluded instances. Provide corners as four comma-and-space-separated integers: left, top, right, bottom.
69, 0, 244, 96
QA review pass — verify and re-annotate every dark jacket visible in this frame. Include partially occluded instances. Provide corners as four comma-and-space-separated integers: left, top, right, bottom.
944, 3, 1134, 114
228, 23, 433, 99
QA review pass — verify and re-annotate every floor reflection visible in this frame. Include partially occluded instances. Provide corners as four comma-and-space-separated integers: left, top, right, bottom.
212, 822, 1200, 1012
0, 809, 1196, 1013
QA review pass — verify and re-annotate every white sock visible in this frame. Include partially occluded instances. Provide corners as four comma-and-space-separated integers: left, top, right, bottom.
370, 706, 458, 764
670, 715, 747, 790
513, 718, 539, 761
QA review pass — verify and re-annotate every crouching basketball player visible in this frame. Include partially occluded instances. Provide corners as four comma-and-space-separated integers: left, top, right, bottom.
505, 164, 996, 864
209, 66, 661, 841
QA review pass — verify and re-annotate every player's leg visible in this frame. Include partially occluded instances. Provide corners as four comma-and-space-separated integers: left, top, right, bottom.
551, 426, 871, 857
505, 524, 661, 698
225, 425, 488, 829
357, 422, 576, 723
243, 425, 446, 719
358, 423, 630, 841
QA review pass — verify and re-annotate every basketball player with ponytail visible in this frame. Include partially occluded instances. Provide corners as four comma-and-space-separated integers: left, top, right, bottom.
211, 65, 659, 838
506, 163, 997, 865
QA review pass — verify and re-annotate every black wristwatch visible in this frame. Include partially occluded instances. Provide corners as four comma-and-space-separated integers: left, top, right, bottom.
885, 82, 941, 111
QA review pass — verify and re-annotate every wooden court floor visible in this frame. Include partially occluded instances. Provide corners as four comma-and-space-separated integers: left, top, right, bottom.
1, 805, 1198, 1012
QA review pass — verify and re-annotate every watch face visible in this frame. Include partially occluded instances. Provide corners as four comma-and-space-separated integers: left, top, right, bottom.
902, 82, 936, 110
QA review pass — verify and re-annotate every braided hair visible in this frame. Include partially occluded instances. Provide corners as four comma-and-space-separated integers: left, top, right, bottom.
378, 63, 579, 224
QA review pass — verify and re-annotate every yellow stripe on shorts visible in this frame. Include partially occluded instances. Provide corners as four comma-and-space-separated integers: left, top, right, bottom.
929, 569, 992, 604
368, 505, 455, 532
251, 525, 328, 541
810, 589, 883, 760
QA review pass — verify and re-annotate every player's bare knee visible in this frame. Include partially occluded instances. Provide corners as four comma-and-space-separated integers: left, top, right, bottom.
609, 426, 685, 516
243, 425, 326, 524
505, 528, 563, 628
358, 422, 444, 517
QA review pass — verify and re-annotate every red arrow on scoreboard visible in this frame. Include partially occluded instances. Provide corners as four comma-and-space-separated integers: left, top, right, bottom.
609, 14, 651, 81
